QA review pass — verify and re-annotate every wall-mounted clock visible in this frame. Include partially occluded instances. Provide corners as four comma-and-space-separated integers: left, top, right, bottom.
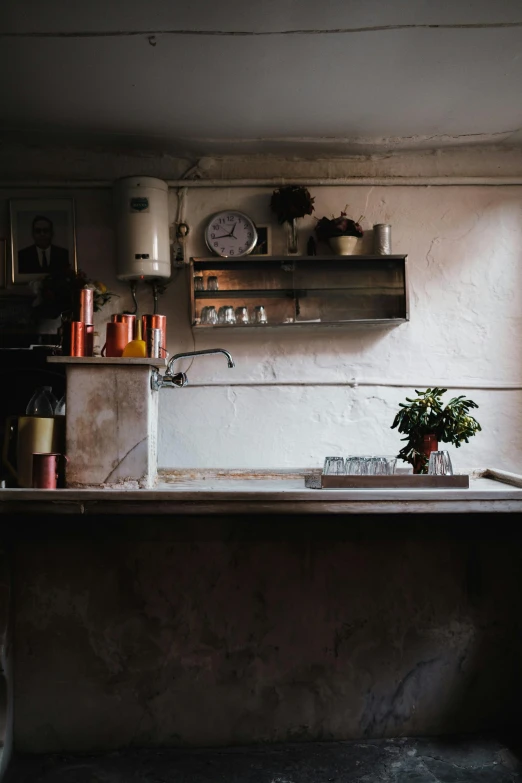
205, 210, 258, 257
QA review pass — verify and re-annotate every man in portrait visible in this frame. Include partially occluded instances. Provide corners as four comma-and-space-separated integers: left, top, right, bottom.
18, 215, 70, 274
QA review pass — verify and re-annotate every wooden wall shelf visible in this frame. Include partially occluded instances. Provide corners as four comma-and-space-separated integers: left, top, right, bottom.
189, 255, 409, 329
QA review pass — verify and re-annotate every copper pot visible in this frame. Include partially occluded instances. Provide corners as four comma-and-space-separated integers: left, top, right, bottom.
78, 288, 94, 324
102, 321, 129, 357
32, 452, 67, 489
111, 313, 136, 344
69, 321, 86, 357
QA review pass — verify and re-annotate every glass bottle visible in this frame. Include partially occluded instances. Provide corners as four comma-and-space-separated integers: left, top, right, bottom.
55, 394, 66, 416
26, 386, 55, 417
44, 386, 58, 413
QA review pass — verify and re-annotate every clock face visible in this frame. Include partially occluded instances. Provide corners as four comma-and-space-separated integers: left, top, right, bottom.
205, 211, 258, 257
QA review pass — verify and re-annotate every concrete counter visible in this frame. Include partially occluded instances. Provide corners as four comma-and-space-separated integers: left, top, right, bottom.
1, 468, 522, 515
0, 467, 522, 764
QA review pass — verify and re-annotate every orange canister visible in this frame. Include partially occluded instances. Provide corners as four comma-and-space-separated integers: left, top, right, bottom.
79, 288, 94, 324
70, 321, 85, 356
111, 313, 136, 344
102, 321, 129, 357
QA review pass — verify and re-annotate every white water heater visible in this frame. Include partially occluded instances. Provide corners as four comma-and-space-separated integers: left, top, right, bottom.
114, 176, 171, 280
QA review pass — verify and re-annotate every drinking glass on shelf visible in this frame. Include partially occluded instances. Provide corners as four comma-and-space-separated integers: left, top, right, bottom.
235, 306, 249, 325
203, 306, 218, 325
207, 276, 219, 291
384, 456, 397, 474
323, 457, 346, 475
368, 456, 389, 475
219, 305, 236, 325
345, 456, 370, 475
225, 306, 236, 324
428, 451, 453, 475
199, 306, 209, 324
194, 276, 204, 291
254, 305, 267, 324
366, 456, 397, 475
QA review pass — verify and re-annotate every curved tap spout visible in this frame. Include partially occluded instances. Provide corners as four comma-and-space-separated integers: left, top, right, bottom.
166, 348, 235, 375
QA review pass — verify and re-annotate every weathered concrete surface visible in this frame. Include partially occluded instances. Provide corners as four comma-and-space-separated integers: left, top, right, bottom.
64, 364, 158, 488
4, 737, 522, 782
10, 515, 522, 753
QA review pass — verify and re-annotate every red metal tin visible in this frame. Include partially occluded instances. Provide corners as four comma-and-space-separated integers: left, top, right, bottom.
79, 287, 94, 324
32, 452, 60, 489
142, 314, 167, 356
102, 321, 129, 357
70, 321, 85, 356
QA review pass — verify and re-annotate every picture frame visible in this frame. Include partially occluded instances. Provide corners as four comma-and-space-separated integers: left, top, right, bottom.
9, 198, 77, 285
251, 225, 272, 256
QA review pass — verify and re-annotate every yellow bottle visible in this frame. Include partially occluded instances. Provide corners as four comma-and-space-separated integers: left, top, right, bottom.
122, 318, 147, 357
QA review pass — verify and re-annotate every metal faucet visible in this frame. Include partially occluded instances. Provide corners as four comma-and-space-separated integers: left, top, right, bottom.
151, 348, 235, 390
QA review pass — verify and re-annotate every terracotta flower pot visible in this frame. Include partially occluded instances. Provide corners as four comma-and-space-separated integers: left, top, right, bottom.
413, 434, 439, 474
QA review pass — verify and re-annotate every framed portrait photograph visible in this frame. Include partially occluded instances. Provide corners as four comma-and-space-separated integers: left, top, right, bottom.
251, 225, 272, 256
9, 198, 77, 285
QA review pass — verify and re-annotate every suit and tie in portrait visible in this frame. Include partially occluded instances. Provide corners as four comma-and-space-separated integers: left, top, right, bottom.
17, 215, 70, 275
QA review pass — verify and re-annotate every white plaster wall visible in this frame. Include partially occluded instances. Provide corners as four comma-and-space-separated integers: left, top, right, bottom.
158, 184, 522, 473
2, 147, 522, 474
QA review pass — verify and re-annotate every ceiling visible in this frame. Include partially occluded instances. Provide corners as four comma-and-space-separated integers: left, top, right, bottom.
1, 0, 522, 157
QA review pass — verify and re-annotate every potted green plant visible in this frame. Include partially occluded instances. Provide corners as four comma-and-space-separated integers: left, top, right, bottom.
391, 387, 482, 473
270, 185, 315, 253
315, 207, 364, 254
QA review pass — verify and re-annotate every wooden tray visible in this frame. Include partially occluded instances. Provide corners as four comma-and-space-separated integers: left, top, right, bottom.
320, 474, 469, 489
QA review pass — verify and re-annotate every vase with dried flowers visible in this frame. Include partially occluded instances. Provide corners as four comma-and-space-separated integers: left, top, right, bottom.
270, 185, 315, 254
315, 207, 364, 255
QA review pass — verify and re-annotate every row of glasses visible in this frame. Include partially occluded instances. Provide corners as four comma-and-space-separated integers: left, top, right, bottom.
194, 276, 219, 291
323, 452, 454, 476
199, 306, 236, 325
200, 305, 268, 325
324, 456, 398, 475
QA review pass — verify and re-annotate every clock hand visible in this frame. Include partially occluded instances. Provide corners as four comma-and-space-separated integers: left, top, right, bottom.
211, 222, 238, 240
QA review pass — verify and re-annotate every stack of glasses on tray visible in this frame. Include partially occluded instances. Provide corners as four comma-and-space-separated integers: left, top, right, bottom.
323, 455, 398, 475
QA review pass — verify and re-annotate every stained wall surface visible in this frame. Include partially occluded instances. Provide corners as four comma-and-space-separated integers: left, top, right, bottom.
11, 516, 522, 752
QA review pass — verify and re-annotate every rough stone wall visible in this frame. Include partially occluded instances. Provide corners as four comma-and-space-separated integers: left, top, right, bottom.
11, 516, 522, 753
1, 143, 522, 472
